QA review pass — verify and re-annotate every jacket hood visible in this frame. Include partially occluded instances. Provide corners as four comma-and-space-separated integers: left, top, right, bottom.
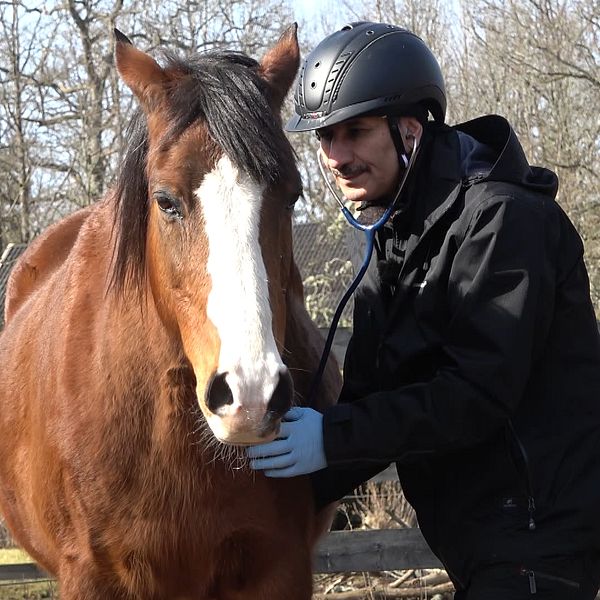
454, 115, 558, 198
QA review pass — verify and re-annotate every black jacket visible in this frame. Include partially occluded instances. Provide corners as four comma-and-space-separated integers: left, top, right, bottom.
312, 115, 600, 589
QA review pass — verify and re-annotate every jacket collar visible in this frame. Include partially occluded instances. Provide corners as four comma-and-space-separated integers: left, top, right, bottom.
412, 122, 463, 233
454, 114, 558, 198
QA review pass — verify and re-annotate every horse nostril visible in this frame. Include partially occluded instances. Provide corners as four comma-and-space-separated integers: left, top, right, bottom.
206, 372, 234, 415
266, 369, 293, 419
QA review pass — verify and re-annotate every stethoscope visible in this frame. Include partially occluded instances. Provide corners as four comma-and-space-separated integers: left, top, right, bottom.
306, 134, 420, 404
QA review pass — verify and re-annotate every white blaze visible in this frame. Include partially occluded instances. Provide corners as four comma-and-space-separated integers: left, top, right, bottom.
196, 155, 284, 414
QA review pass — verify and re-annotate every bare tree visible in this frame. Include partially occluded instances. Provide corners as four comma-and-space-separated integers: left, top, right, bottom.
64, 0, 124, 202
0, 1, 42, 244
456, 0, 600, 307
0, 0, 295, 245
342, 0, 453, 61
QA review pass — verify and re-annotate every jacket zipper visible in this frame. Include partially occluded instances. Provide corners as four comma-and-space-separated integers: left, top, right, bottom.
390, 178, 466, 291
522, 569, 537, 594
394, 198, 455, 285
519, 567, 581, 593
507, 420, 537, 531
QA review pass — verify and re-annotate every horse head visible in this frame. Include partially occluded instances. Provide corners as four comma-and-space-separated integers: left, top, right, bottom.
113, 28, 302, 446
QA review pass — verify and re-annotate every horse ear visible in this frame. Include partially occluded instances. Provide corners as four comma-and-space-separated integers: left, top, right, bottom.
114, 28, 167, 109
260, 24, 300, 109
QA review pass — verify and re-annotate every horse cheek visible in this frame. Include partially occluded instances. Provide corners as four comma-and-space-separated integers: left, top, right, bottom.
260, 205, 292, 354
166, 222, 220, 417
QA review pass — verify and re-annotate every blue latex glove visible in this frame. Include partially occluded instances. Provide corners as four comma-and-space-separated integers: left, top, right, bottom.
246, 407, 327, 477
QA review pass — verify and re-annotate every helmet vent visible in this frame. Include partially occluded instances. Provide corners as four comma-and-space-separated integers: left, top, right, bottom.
298, 64, 306, 107
327, 51, 353, 107
323, 74, 336, 102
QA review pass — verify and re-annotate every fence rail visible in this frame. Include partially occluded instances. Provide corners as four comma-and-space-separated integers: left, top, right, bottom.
315, 528, 440, 573
0, 562, 47, 581
0, 528, 437, 581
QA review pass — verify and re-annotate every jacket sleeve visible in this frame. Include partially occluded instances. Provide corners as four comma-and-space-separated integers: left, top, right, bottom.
322, 192, 566, 466
310, 462, 391, 510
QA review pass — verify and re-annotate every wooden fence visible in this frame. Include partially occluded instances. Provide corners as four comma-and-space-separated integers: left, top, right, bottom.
0, 562, 47, 581
0, 527, 439, 582
316, 528, 440, 573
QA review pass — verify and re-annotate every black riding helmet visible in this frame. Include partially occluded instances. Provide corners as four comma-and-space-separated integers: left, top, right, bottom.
285, 22, 446, 133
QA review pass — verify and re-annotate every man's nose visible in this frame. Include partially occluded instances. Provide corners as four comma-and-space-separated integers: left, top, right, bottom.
324, 137, 352, 169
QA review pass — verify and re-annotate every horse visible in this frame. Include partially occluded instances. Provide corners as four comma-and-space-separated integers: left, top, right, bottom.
0, 26, 340, 599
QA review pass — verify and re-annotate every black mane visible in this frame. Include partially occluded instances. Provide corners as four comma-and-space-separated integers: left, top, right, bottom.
164, 50, 294, 183
111, 49, 297, 294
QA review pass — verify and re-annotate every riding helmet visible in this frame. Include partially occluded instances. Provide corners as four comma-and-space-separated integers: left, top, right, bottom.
286, 22, 446, 132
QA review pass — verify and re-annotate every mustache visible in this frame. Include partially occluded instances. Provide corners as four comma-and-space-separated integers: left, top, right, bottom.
330, 165, 368, 178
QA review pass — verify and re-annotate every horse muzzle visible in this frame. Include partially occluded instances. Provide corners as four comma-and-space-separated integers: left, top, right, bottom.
202, 367, 293, 445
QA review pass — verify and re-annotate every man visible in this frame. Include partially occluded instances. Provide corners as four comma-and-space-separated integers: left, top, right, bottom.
247, 21, 600, 599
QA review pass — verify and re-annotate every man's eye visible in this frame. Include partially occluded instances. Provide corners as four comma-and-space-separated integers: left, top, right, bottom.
348, 127, 366, 138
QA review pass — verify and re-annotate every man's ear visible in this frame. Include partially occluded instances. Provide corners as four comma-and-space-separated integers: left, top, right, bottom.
398, 116, 423, 153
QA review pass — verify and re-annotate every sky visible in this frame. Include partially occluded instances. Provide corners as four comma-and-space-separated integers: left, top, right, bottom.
290, 0, 332, 23
290, 0, 318, 20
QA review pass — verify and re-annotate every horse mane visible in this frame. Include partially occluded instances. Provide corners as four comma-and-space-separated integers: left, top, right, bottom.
111, 49, 297, 294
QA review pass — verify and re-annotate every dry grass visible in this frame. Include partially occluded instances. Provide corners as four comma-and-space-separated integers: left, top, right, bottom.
313, 481, 454, 600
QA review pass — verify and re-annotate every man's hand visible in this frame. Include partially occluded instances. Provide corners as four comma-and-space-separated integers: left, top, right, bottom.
246, 407, 326, 477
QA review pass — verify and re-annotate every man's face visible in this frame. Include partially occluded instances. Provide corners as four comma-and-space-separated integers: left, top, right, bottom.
318, 116, 400, 204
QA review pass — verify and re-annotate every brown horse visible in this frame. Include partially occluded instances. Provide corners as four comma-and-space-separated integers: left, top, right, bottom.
0, 26, 340, 599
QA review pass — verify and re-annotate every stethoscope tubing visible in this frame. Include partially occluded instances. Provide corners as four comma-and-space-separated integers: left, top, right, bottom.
306, 139, 419, 405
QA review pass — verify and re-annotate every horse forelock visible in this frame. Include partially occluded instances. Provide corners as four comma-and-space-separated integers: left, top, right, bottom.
111, 48, 297, 296
163, 49, 296, 184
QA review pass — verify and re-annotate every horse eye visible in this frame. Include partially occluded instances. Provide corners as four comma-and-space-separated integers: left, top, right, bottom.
154, 192, 183, 219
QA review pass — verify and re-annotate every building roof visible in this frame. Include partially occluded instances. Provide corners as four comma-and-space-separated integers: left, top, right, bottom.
292, 221, 353, 328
